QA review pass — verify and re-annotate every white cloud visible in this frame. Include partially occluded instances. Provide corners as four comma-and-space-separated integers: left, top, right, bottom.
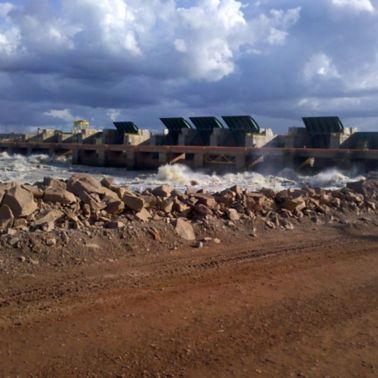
44, 109, 75, 122
304, 53, 340, 80
332, 0, 375, 13
0, 0, 300, 81
107, 108, 121, 121
0, 2, 13, 18
2, 0, 378, 132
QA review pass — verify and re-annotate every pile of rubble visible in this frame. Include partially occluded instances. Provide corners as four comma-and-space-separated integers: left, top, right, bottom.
0, 174, 377, 242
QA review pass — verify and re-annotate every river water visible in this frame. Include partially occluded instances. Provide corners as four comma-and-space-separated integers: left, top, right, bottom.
0, 152, 366, 192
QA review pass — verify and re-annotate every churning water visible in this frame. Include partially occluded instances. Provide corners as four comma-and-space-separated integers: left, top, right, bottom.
0, 152, 366, 192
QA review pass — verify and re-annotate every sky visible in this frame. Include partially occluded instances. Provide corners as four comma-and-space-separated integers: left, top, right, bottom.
0, 0, 377, 133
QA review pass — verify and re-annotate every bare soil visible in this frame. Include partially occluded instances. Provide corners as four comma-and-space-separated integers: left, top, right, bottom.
0, 220, 377, 377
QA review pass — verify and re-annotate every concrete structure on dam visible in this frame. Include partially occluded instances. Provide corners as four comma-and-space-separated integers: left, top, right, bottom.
0, 116, 377, 172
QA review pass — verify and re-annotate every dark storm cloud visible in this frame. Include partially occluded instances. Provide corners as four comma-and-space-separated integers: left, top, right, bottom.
0, 0, 377, 133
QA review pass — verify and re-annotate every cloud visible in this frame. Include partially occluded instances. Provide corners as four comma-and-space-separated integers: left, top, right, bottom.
0, 0, 377, 133
44, 109, 76, 122
107, 108, 121, 122
304, 53, 340, 80
331, 0, 375, 13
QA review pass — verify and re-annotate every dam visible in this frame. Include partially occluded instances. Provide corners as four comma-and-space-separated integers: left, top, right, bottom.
1, 116, 377, 172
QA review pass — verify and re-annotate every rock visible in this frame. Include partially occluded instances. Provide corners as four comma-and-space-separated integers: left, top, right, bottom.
149, 227, 162, 242
85, 243, 101, 249
194, 203, 212, 217
152, 185, 172, 198
42, 221, 55, 232
2, 185, 38, 218
45, 237, 57, 246
0, 205, 14, 232
22, 184, 44, 198
67, 174, 105, 197
331, 197, 341, 208
13, 218, 28, 229
318, 193, 333, 206
44, 187, 77, 205
29, 258, 39, 266
366, 200, 376, 210
43, 177, 67, 190
65, 212, 82, 229
173, 200, 190, 214
283, 221, 294, 230
7, 228, 17, 236
18, 255, 26, 263
345, 191, 364, 205
102, 187, 121, 202
9, 237, 20, 247
261, 188, 275, 199
230, 185, 243, 196
246, 194, 272, 212
123, 194, 145, 211
281, 196, 306, 213
67, 174, 119, 207
105, 220, 125, 229
175, 218, 196, 241
135, 208, 152, 222
0, 182, 15, 203
101, 177, 114, 189
265, 220, 276, 229
81, 192, 106, 212
161, 199, 174, 214
193, 193, 217, 209
227, 208, 240, 221
195, 241, 204, 249
105, 200, 125, 214
213, 238, 221, 244
33, 209, 64, 228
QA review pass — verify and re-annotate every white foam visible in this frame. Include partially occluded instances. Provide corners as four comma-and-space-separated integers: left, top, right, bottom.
0, 153, 366, 192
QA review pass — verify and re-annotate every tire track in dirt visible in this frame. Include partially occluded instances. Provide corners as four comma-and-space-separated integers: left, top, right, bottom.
0, 235, 369, 310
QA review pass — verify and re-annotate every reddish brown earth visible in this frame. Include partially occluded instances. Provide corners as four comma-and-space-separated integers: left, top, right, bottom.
0, 222, 377, 377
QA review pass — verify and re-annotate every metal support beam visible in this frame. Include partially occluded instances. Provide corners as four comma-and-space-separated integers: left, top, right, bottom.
300, 157, 315, 168
169, 153, 186, 165
248, 155, 264, 169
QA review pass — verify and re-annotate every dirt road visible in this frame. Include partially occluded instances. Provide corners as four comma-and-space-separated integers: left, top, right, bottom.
0, 224, 377, 377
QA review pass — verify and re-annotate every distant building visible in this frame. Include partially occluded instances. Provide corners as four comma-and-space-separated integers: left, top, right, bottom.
73, 120, 90, 133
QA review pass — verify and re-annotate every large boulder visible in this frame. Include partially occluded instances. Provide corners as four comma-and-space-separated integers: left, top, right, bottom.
194, 203, 212, 217
282, 196, 306, 213
105, 199, 125, 214
22, 184, 44, 199
67, 174, 120, 207
160, 198, 174, 214
136, 208, 152, 222
2, 185, 38, 218
123, 193, 145, 211
67, 174, 104, 196
152, 185, 172, 198
193, 193, 217, 209
33, 209, 64, 228
100, 177, 115, 189
43, 177, 67, 190
0, 183, 16, 204
0, 205, 14, 232
44, 187, 77, 205
175, 218, 196, 241
246, 193, 272, 212
173, 199, 190, 213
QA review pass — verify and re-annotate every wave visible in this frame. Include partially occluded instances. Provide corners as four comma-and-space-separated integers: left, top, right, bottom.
0, 153, 366, 191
